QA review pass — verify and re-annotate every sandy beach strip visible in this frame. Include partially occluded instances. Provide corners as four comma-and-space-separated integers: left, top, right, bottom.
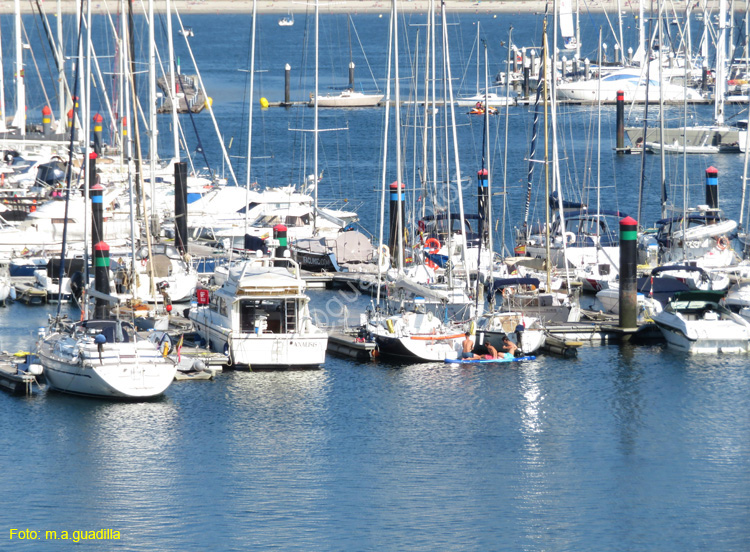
0, 0, 724, 16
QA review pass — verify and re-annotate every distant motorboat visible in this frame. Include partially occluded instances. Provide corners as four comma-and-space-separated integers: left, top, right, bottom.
278, 13, 294, 26
178, 27, 194, 37
557, 67, 702, 102
455, 91, 516, 107
311, 89, 384, 108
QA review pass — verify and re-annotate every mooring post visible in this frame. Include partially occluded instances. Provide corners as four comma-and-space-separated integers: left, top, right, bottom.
619, 216, 638, 331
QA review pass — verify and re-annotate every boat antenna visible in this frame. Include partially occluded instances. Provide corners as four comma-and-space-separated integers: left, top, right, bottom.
55, 0, 86, 323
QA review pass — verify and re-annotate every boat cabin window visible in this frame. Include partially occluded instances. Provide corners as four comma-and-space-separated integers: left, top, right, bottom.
239, 298, 296, 334
285, 214, 311, 227
253, 215, 282, 227
237, 202, 260, 215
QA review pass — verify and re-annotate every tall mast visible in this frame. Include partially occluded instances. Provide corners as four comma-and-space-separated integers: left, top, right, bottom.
12, 0, 25, 134
394, 0, 404, 272
245, 0, 258, 233
715, 0, 727, 125
166, 0, 179, 161
313, 0, 320, 232
148, 0, 159, 236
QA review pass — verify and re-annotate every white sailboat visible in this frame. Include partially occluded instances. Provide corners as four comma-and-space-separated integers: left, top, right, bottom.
38, 319, 177, 398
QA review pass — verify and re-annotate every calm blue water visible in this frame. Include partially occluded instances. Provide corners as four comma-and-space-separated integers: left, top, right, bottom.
1, 11, 750, 551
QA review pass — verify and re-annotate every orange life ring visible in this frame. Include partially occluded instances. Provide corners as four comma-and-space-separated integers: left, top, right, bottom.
425, 237, 441, 254
716, 236, 729, 251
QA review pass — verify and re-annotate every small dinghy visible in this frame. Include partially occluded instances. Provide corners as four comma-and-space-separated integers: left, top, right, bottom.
445, 355, 536, 364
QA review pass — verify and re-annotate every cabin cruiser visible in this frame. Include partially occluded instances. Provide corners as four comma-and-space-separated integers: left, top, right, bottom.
653, 290, 750, 353
556, 67, 702, 102
189, 255, 327, 368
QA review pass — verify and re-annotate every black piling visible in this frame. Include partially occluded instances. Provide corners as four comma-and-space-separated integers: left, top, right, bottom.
89, 154, 104, 254
273, 224, 288, 258
93, 242, 111, 320
93, 113, 103, 154
616, 90, 625, 151
477, 168, 489, 247
42, 106, 52, 137
705, 166, 719, 209
389, 181, 405, 266
174, 161, 188, 255
284, 64, 291, 106
618, 216, 638, 330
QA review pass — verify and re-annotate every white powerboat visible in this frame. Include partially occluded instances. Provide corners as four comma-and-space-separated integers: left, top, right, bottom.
557, 67, 702, 103
653, 290, 750, 353
189, 255, 327, 368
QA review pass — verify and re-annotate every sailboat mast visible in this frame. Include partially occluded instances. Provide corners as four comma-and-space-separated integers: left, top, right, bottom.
376, 3, 395, 305
441, 0, 469, 289
658, 2, 667, 219
0, 19, 6, 132
12, 0, 25, 135
715, 0, 727, 125
313, 0, 320, 232
245, 0, 258, 233
166, 0, 179, 162
543, 18, 552, 293
148, 0, 158, 235
394, 0, 404, 273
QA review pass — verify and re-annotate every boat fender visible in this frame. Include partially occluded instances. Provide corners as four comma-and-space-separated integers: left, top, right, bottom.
9, 286, 16, 301
141, 257, 148, 267
386, 319, 395, 334
716, 236, 729, 251
469, 320, 475, 335
427, 311, 433, 322
564, 231, 576, 245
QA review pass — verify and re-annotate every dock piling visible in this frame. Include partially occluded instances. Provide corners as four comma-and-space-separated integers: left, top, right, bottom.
619, 216, 638, 331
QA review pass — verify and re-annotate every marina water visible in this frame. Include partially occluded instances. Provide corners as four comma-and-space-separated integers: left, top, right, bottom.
1, 11, 749, 550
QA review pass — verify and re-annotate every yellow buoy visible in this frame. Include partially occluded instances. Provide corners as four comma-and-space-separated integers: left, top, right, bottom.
204, 97, 213, 108
260, 97, 269, 108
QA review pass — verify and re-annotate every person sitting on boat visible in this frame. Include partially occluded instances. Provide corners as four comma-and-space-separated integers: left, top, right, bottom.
462, 333, 481, 359
486, 343, 499, 359
501, 335, 518, 356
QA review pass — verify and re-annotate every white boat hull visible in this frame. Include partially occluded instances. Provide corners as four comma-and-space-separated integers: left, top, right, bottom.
653, 314, 750, 353
190, 318, 327, 367
312, 91, 384, 107
38, 335, 176, 398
